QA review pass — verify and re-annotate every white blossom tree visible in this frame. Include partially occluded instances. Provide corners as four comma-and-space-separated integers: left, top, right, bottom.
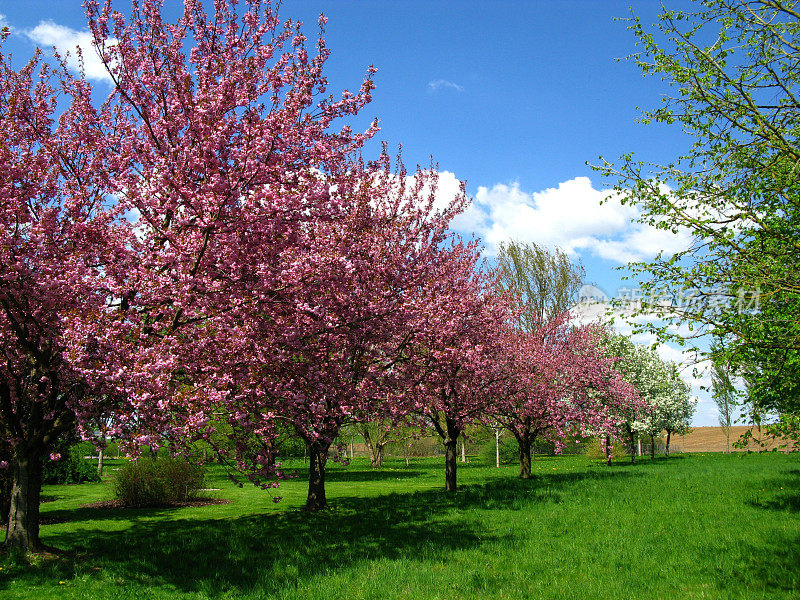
634, 363, 695, 457
602, 333, 695, 461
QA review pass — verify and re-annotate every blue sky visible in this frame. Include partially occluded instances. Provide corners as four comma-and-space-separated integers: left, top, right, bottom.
1, 0, 725, 426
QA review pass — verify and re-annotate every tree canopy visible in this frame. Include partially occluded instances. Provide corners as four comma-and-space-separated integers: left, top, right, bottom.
596, 0, 800, 416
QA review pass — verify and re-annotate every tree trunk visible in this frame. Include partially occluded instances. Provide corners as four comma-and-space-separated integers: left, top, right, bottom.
5, 447, 44, 551
665, 430, 672, 457
264, 438, 277, 469
460, 438, 467, 463
518, 431, 533, 479
96, 433, 106, 477
431, 413, 461, 492
366, 442, 384, 468
628, 427, 636, 464
363, 428, 383, 468
495, 428, 500, 468
444, 438, 458, 491
650, 434, 655, 459
305, 441, 331, 510
605, 435, 612, 466
97, 446, 105, 477
373, 444, 385, 468
442, 417, 463, 492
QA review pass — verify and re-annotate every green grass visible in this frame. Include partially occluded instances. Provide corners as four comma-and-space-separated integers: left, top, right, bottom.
1, 453, 799, 599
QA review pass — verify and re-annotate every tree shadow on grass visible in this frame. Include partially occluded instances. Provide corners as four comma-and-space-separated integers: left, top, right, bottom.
291, 467, 426, 483
720, 532, 800, 594
747, 467, 800, 513
1, 468, 637, 597
734, 467, 800, 593
604, 454, 687, 469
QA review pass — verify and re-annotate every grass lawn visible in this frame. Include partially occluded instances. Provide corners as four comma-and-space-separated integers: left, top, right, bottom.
1, 452, 799, 599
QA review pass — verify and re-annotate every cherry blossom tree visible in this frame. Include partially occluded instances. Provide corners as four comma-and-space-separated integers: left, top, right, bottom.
401, 249, 510, 492
215, 156, 470, 509
489, 316, 639, 478
1, 0, 382, 548
80, 0, 390, 469
0, 39, 134, 550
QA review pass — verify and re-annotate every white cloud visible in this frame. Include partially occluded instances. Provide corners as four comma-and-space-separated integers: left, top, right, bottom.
428, 79, 464, 93
25, 21, 112, 83
457, 177, 694, 262
0, 13, 9, 30
425, 170, 465, 216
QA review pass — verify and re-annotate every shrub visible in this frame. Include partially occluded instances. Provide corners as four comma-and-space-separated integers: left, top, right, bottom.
274, 431, 307, 458
42, 445, 101, 485
479, 436, 519, 465
584, 437, 628, 462
113, 457, 205, 507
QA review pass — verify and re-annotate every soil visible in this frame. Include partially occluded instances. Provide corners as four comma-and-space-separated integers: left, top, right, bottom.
671, 426, 798, 452
80, 497, 232, 510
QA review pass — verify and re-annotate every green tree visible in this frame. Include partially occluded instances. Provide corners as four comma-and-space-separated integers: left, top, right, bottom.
711, 358, 738, 453
496, 240, 584, 331
596, 0, 800, 416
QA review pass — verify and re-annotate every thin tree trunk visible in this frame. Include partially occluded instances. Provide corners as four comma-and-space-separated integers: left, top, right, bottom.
666, 430, 672, 457
97, 446, 105, 477
518, 431, 533, 479
460, 438, 466, 463
629, 427, 636, 464
264, 438, 277, 469
5, 446, 44, 551
650, 434, 655, 459
364, 438, 379, 469
374, 444, 385, 468
363, 428, 385, 468
495, 428, 500, 468
605, 435, 612, 466
305, 441, 331, 510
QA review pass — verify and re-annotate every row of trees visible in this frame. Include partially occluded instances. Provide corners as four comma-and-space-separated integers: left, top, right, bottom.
0, 0, 695, 553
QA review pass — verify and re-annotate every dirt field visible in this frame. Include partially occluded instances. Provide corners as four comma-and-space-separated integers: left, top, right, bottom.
669, 426, 798, 453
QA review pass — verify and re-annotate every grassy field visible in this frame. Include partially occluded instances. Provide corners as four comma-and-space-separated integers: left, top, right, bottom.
1, 452, 799, 599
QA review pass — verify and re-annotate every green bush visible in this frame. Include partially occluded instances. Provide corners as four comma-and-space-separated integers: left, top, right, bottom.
584, 437, 629, 461
42, 446, 101, 485
113, 457, 205, 507
477, 430, 591, 465
479, 437, 519, 465
274, 431, 307, 458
